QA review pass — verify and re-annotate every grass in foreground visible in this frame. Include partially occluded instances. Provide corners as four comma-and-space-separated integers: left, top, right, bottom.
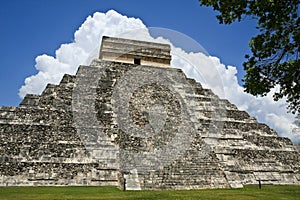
0, 185, 299, 200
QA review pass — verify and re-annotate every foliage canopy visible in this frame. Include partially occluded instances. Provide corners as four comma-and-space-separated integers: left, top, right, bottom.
199, 0, 300, 115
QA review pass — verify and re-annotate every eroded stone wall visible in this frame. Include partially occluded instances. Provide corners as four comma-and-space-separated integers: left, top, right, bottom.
0, 73, 119, 186
0, 59, 299, 189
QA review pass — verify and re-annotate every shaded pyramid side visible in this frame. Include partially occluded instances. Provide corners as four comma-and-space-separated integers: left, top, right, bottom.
91, 60, 230, 189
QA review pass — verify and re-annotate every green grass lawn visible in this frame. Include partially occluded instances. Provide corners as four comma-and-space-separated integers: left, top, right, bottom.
0, 185, 299, 200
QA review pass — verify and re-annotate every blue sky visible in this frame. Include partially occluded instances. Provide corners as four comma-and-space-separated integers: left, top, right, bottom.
0, 0, 258, 106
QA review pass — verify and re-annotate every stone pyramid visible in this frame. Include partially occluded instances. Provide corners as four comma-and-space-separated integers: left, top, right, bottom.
0, 36, 299, 190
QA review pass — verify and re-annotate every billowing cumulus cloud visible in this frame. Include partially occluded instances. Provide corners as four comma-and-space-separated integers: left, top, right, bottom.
18, 10, 298, 143
19, 10, 147, 97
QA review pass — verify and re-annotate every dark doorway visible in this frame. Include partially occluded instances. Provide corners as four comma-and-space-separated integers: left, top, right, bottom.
134, 58, 141, 65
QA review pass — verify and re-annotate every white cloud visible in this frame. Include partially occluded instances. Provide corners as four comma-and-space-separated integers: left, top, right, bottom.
19, 10, 147, 97
18, 10, 298, 143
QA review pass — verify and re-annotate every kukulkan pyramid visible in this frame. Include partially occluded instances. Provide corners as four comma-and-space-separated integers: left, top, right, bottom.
0, 36, 299, 190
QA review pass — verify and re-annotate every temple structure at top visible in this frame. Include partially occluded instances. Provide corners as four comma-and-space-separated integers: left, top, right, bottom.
99, 36, 171, 67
